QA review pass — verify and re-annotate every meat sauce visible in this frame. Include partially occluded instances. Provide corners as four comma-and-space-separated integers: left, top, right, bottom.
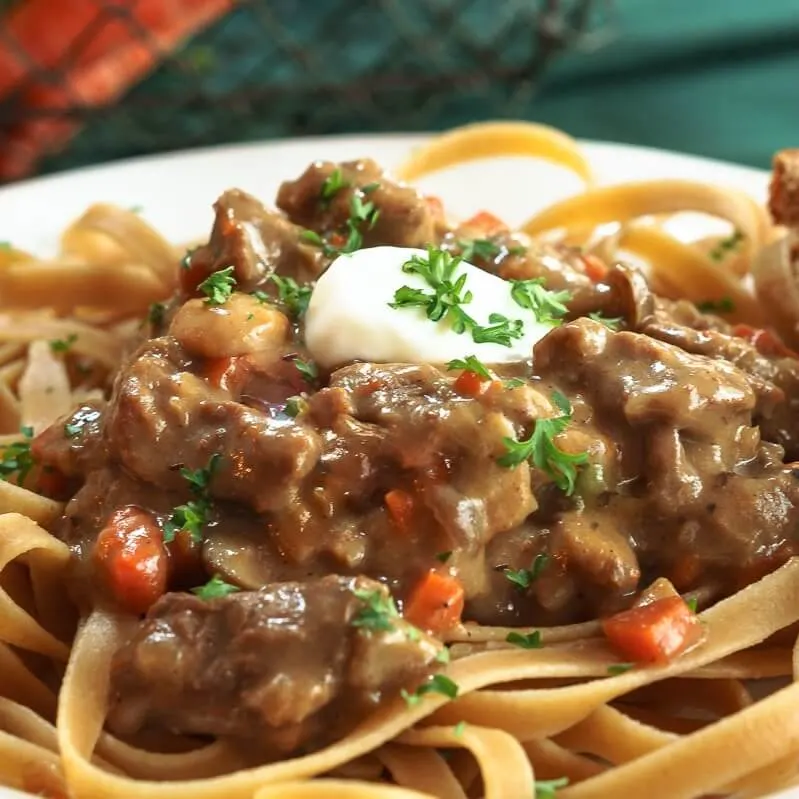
34, 158, 799, 757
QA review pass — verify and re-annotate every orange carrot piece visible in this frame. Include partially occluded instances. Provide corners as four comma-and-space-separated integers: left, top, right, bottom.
203, 356, 250, 393
404, 571, 465, 635
93, 506, 167, 615
385, 489, 415, 533
454, 369, 490, 397
581, 254, 609, 282
602, 596, 703, 665
460, 211, 507, 237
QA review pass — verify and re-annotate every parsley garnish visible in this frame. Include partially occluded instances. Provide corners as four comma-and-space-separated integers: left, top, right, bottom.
0, 426, 34, 485
320, 168, 350, 206
686, 596, 698, 613
163, 454, 220, 544
351, 587, 400, 632
445, 355, 492, 381
709, 230, 744, 262
435, 647, 451, 664
198, 266, 236, 305
607, 663, 634, 675
435, 551, 453, 563
401, 674, 459, 707
64, 422, 81, 438
696, 297, 735, 314
588, 312, 623, 331
270, 275, 312, 317
453, 721, 466, 737
535, 777, 569, 798
49, 333, 78, 354
506, 630, 543, 649
504, 377, 526, 388
510, 278, 571, 325
284, 395, 309, 418
148, 302, 165, 327
302, 188, 381, 257
191, 574, 240, 600
390, 248, 524, 347
497, 391, 587, 494
504, 553, 550, 591
458, 238, 501, 262
294, 358, 318, 382
251, 290, 269, 304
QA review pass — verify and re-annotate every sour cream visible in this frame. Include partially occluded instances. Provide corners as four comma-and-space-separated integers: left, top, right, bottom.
304, 246, 555, 369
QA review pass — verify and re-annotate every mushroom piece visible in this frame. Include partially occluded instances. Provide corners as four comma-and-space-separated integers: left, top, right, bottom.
752, 232, 799, 348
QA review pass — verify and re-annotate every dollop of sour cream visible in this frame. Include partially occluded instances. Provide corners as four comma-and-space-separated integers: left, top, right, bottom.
304, 246, 555, 369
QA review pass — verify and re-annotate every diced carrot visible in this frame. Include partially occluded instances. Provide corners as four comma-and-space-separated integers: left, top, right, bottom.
385, 489, 415, 533
669, 555, 701, 592
460, 211, 507, 237
404, 570, 465, 635
731, 325, 799, 360
203, 356, 251, 392
581, 254, 608, 282
602, 596, 703, 664
454, 369, 490, 397
93, 506, 167, 615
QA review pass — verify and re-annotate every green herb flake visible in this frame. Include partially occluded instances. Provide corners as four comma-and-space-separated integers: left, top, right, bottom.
453, 721, 466, 737
390, 248, 524, 348
535, 777, 569, 798
294, 358, 318, 383
696, 297, 735, 314
49, 333, 78, 354
445, 354, 492, 381
0, 426, 34, 485
686, 596, 698, 613
588, 312, 623, 331
351, 587, 400, 632
458, 238, 502, 262
504, 553, 550, 591
506, 630, 543, 649
284, 395, 309, 418
251, 289, 270, 304
270, 274, 313, 317
198, 266, 237, 306
320, 168, 350, 205
498, 391, 587, 495
435, 647, 451, 664
162, 454, 221, 544
191, 574, 241, 601
607, 663, 634, 675
64, 422, 82, 439
504, 377, 526, 389
510, 278, 572, 326
401, 674, 460, 707
709, 230, 744, 262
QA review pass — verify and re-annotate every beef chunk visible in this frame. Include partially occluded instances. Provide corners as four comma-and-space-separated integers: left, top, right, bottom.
107, 576, 442, 755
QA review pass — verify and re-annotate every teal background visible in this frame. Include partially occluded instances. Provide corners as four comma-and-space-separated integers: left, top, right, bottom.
35, 0, 799, 176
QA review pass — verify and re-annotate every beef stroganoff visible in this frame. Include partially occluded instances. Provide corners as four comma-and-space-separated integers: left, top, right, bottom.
1, 123, 799, 798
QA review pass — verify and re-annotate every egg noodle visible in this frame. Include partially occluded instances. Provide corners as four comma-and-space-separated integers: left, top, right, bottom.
0, 121, 796, 799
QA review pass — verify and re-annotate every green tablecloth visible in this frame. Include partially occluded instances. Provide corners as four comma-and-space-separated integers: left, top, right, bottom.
39, 0, 799, 175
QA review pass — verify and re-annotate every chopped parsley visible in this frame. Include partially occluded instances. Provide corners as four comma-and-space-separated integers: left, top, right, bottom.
284, 395, 309, 418
0, 426, 34, 485
251, 289, 269, 304
148, 302, 166, 327
686, 596, 698, 613
64, 422, 82, 438
351, 587, 400, 632
453, 721, 466, 737
607, 663, 634, 675
497, 391, 587, 495
510, 278, 571, 325
435, 647, 451, 664
191, 574, 240, 600
588, 312, 623, 331
435, 550, 453, 563
458, 238, 502, 262
320, 168, 350, 206
302, 188, 381, 256
390, 248, 524, 347
401, 674, 459, 707
504, 553, 550, 591
504, 377, 526, 389
445, 355, 492, 381
535, 777, 569, 798
294, 358, 318, 383
199, 266, 236, 305
49, 333, 78, 354
506, 630, 543, 649
696, 297, 735, 314
270, 275, 312, 317
709, 230, 744, 262
162, 454, 220, 544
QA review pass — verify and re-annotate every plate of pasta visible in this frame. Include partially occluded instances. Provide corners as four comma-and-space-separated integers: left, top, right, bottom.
1, 122, 799, 799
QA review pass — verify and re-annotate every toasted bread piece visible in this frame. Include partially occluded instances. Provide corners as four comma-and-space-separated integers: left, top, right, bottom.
769, 149, 799, 227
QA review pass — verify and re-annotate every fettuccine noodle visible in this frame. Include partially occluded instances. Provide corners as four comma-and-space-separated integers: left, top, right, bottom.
0, 121, 796, 799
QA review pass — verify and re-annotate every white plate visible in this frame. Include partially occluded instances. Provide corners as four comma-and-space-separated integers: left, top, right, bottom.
0, 134, 793, 799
